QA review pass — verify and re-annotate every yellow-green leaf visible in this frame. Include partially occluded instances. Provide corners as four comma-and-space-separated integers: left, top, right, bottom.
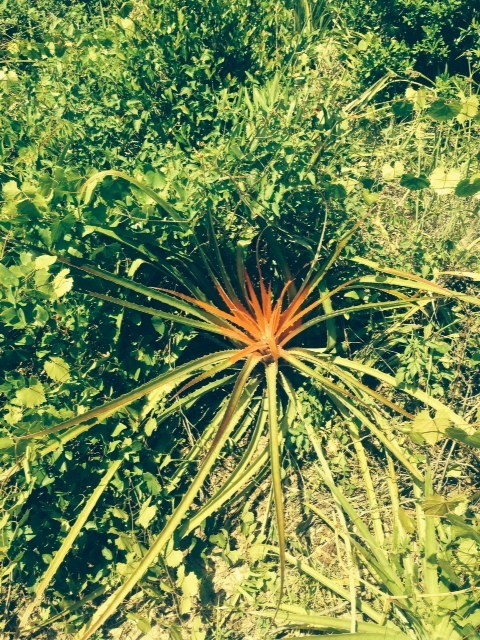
15, 383, 46, 408
382, 161, 404, 181
429, 167, 462, 195
411, 409, 450, 446
422, 493, 465, 516
181, 571, 199, 597
165, 549, 183, 568
44, 357, 71, 383
136, 499, 157, 529
52, 269, 73, 299
34, 255, 57, 270
457, 95, 479, 123
398, 507, 416, 534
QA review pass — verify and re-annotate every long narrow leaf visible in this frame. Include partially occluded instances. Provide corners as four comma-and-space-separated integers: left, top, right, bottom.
15, 351, 237, 442
76, 357, 260, 640
265, 360, 287, 610
183, 394, 268, 535
283, 350, 423, 482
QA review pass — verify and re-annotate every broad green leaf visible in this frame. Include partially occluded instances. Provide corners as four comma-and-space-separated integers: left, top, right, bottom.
405, 87, 428, 111
455, 176, 480, 198
181, 572, 199, 597
457, 95, 479, 123
410, 409, 450, 445
445, 515, 480, 544
15, 383, 46, 408
34, 255, 57, 270
400, 174, 430, 191
429, 167, 462, 195
0, 437, 15, 450
0, 263, 19, 288
2, 180, 20, 198
52, 269, 73, 299
422, 493, 466, 516
125, 614, 150, 634
445, 427, 480, 448
136, 500, 157, 529
427, 100, 461, 121
382, 161, 404, 181
44, 357, 71, 383
398, 507, 416, 534
165, 549, 183, 568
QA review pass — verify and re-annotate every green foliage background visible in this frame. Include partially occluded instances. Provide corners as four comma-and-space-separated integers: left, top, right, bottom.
0, 0, 479, 638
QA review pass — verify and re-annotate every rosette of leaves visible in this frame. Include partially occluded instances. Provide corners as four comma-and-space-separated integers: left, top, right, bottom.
3, 170, 478, 639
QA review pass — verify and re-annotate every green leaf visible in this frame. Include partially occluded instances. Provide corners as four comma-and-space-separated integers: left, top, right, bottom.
136, 499, 157, 529
34, 255, 57, 270
165, 549, 183, 568
151, 317, 165, 335
44, 357, 71, 383
446, 515, 480, 543
52, 269, 73, 299
0, 437, 15, 450
181, 572, 199, 597
455, 176, 480, 198
427, 100, 461, 121
410, 409, 450, 446
429, 167, 462, 195
398, 507, 415, 534
445, 427, 480, 448
15, 383, 47, 408
126, 614, 151, 634
0, 263, 20, 288
381, 161, 404, 181
399, 174, 430, 191
457, 95, 479, 122
422, 494, 465, 516
2, 180, 20, 198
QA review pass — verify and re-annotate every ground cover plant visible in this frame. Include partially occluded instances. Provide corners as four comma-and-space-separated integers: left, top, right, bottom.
1, 1, 479, 639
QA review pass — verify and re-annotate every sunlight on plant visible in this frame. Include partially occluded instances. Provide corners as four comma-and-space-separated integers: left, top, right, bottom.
3, 171, 479, 639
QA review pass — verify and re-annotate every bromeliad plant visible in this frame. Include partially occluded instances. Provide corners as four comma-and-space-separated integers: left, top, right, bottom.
4, 170, 478, 638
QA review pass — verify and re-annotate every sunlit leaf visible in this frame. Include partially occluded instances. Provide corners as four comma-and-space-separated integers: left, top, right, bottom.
44, 357, 71, 383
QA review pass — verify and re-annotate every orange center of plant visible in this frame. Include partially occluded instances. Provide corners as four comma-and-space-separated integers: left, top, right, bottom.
165, 271, 315, 363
